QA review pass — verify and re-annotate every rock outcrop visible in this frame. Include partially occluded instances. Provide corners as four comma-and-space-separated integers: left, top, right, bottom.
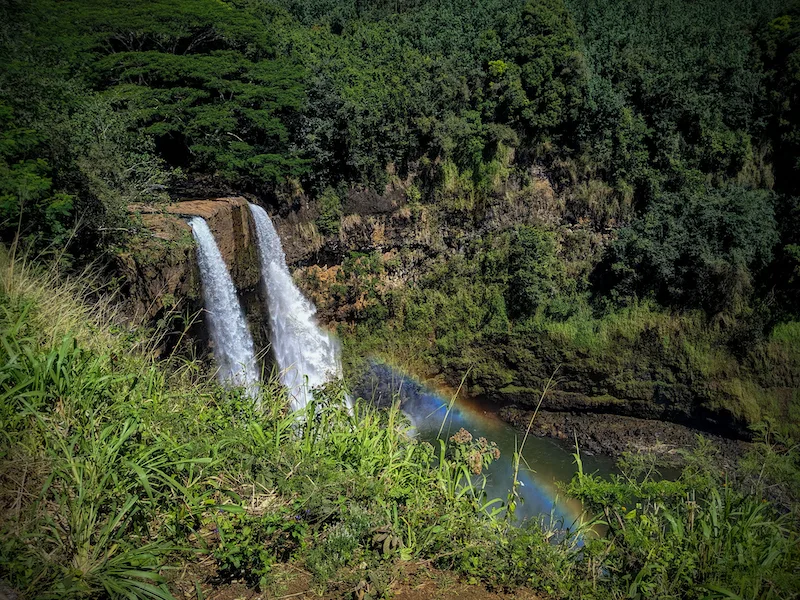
117, 197, 261, 323
116, 212, 199, 324
165, 198, 260, 290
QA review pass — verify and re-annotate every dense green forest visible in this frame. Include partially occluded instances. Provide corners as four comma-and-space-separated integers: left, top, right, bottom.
2, 0, 800, 598
2, 0, 798, 319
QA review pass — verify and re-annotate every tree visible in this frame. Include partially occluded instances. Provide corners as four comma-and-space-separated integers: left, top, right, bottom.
43, 0, 308, 189
506, 226, 564, 319
513, 0, 586, 139
600, 185, 778, 315
761, 9, 800, 196
0, 104, 73, 247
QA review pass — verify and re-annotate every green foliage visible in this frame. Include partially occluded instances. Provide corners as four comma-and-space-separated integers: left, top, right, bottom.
740, 419, 800, 511
1, 0, 305, 210
514, 0, 585, 136
569, 0, 772, 191
303, 506, 375, 583
3, 0, 800, 592
4, 0, 798, 334
0, 103, 73, 246
315, 186, 342, 235
445, 428, 501, 476
0, 329, 182, 598
765, 194, 800, 321
213, 508, 308, 589
53, 0, 308, 187
0, 11, 174, 254
3, 209, 800, 599
761, 8, 800, 196
0, 248, 515, 598
568, 441, 800, 598
506, 225, 566, 319
602, 185, 778, 314
338, 223, 798, 433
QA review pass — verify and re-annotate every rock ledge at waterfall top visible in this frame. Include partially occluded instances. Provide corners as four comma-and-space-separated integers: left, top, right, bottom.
116, 197, 261, 322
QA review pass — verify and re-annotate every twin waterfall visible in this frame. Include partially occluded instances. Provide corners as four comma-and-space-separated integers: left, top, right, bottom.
189, 217, 260, 394
189, 205, 343, 410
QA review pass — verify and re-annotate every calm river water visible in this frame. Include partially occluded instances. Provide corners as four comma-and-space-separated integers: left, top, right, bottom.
359, 363, 617, 527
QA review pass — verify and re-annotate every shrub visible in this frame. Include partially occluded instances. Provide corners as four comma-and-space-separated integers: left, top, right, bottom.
600, 184, 778, 315
316, 187, 343, 236
506, 225, 565, 319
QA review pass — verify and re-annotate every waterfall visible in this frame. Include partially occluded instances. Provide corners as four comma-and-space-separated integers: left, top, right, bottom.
249, 203, 344, 411
189, 217, 259, 396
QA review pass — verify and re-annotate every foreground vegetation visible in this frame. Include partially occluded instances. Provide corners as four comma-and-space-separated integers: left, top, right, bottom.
1, 248, 799, 599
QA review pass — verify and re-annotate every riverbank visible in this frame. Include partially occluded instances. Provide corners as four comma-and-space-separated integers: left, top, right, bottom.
497, 406, 748, 469
356, 360, 749, 469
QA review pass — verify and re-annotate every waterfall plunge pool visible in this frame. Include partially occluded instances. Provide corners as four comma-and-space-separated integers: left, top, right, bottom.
357, 362, 618, 527
195, 202, 617, 525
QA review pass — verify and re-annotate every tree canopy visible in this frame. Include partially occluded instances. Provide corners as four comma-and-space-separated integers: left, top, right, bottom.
0, 0, 798, 322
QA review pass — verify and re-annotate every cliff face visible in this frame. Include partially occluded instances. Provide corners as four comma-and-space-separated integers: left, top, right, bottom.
117, 197, 261, 323
165, 198, 261, 291
121, 187, 797, 440
116, 211, 198, 324
271, 176, 561, 267
267, 179, 798, 440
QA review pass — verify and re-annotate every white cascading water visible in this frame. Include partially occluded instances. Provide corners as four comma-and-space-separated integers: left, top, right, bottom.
189, 217, 260, 396
249, 203, 345, 411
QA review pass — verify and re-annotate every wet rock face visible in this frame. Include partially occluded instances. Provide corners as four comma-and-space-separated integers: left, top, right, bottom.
166, 197, 261, 290
117, 197, 261, 323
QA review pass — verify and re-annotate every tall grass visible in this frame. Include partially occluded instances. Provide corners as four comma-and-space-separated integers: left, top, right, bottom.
0, 246, 117, 352
0, 247, 517, 597
569, 440, 800, 599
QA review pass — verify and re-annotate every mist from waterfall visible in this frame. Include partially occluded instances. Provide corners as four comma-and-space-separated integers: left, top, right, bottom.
249, 203, 344, 411
189, 217, 260, 396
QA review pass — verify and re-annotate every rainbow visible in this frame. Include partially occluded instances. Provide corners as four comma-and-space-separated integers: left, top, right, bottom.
356, 360, 600, 529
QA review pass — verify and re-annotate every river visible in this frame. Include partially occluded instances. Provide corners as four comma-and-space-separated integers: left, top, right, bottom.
358, 362, 617, 527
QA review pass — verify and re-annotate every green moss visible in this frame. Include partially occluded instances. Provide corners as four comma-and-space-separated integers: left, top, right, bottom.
771, 320, 800, 346
498, 384, 538, 395
587, 394, 626, 406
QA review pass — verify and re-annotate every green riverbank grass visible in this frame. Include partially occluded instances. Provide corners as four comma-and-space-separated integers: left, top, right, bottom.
1, 247, 799, 599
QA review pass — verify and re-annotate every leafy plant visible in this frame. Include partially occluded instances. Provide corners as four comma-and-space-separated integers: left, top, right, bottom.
212, 508, 308, 589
